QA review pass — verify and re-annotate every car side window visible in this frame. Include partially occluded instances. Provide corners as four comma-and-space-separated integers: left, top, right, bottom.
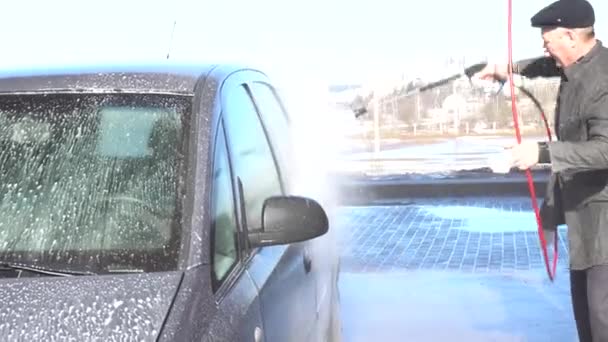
211, 122, 239, 289
249, 82, 292, 176
222, 84, 283, 233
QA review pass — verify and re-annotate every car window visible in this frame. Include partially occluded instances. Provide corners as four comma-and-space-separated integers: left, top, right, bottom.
249, 82, 292, 178
222, 84, 283, 232
211, 122, 239, 288
0, 93, 189, 273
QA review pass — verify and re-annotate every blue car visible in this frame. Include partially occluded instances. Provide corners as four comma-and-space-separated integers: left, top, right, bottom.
0, 63, 342, 341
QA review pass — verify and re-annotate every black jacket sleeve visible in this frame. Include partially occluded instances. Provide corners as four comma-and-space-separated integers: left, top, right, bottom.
515, 57, 561, 78
549, 82, 608, 172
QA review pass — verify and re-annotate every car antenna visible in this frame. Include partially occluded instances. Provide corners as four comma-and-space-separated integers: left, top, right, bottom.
166, 20, 177, 60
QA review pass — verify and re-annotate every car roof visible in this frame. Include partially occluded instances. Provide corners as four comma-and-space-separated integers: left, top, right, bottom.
0, 62, 260, 95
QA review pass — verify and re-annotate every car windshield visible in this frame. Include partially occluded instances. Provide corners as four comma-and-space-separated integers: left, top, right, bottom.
0, 93, 190, 274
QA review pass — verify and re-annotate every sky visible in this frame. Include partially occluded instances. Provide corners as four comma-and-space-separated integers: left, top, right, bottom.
1, 0, 607, 87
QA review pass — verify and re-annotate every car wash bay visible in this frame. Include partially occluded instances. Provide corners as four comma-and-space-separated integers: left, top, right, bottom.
334, 174, 578, 342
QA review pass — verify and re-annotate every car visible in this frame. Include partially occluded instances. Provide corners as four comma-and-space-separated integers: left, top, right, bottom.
0, 62, 342, 341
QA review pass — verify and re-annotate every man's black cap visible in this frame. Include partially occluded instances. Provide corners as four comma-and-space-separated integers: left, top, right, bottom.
530, 0, 595, 28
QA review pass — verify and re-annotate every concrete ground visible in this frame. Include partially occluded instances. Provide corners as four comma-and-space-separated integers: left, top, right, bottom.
336, 196, 578, 342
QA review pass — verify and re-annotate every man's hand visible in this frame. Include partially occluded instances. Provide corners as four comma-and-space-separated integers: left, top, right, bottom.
472, 63, 510, 81
506, 141, 540, 170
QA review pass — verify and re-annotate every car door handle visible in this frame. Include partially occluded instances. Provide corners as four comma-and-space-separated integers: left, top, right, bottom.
303, 252, 312, 273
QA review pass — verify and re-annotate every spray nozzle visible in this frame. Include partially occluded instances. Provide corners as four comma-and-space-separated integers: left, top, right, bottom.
463, 62, 488, 79
352, 106, 368, 118
350, 95, 368, 118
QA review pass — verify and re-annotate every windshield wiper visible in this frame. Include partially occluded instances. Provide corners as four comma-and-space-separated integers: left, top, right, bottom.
0, 262, 96, 277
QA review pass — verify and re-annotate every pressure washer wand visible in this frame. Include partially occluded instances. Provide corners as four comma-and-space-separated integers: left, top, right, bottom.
415, 62, 489, 93
351, 62, 488, 118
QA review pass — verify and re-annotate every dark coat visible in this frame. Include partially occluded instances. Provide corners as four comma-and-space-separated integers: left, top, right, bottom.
518, 41, 608, 270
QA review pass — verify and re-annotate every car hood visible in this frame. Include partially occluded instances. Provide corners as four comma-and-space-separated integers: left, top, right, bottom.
0, 271, 183, 341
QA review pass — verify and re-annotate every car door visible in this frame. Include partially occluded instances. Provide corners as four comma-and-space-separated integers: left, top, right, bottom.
247, 80, 335, 339
204, 118, 265, 342
221, 72, 318, 342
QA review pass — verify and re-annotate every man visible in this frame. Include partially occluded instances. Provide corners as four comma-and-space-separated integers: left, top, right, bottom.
474, 1, 608, 341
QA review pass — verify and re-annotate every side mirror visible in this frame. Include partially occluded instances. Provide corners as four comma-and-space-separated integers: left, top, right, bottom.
248, 196, 329, 248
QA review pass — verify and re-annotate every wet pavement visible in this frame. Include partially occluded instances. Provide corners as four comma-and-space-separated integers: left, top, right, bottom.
335, 196, 578, 342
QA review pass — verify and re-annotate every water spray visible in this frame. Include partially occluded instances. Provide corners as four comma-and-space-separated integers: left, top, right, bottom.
166, 20, 177, 60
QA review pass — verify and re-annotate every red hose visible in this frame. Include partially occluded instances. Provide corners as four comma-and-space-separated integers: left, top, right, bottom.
507, 0, 558, 281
